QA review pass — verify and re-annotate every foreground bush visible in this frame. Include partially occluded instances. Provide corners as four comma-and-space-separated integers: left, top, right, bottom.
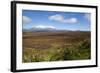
23, 39, 91, 63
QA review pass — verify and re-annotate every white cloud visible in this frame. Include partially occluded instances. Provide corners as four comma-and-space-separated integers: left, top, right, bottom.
49, 14, 63, 22
84, 13, 91, 21
49, 14, 77, 24
34, 25, 55, 29
62, 18, 77, 24
23, 16, 32, 24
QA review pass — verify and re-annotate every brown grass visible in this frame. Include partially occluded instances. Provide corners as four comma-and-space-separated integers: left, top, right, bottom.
22, 31, 91, 62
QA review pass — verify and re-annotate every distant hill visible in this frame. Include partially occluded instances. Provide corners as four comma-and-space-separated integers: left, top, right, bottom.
23, 27, 75, 33
23, 27, 72, 32
23, 27, 90, 33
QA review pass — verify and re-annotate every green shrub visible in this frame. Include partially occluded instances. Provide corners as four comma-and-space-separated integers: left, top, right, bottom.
63, 39, 91, 60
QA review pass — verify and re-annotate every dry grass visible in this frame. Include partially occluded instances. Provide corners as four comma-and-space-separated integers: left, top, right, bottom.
22, 31, 91, 63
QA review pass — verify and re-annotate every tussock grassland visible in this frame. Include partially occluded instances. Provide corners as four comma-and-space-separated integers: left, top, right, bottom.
22, 31, 91, 63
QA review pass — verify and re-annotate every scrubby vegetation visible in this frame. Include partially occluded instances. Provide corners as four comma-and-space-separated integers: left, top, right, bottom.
23, 38, 91, 63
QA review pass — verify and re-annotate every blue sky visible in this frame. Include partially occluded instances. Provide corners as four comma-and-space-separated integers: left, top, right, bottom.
22, 10, 91, 31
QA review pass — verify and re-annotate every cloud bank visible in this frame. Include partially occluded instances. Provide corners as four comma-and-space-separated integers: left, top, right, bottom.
23, 16, 32, 24
49, 14, 77, 24
84, 13, 91, 21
